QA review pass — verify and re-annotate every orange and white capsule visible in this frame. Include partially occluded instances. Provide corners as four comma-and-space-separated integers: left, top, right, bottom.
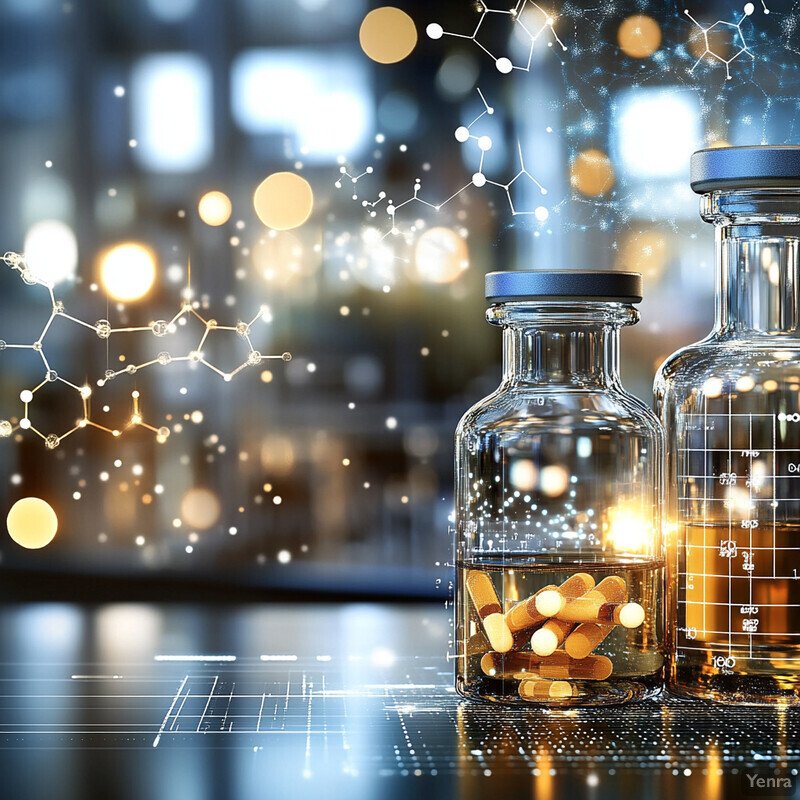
518, 679, 575, 700
538, 574, 624, 617
466, 570, 513, 653
530, 617, 574, 657
504, 583, 557, 633
481, 650, 612, 681
555, 599, 644, 627
507, 572, 595, 632
564, 575, 628, 660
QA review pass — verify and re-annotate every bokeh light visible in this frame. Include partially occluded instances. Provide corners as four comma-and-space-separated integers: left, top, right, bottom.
359, 7, 417, 64
7, 497, 58, 549
540, 465, 569, 497
252, 231, 308, 283
618, 230, 668, 282
569, 149, 615, 197
253, 172, 314, 231
198, 190, 232, 226
23, 220, 78, 285
99, 243, 157, 301
180, 488, 221, 530
413, 227, 469, 284
617, 15, 661, 59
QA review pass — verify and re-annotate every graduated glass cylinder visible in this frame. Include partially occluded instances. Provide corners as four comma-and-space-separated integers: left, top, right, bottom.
455, 302, 665, 706
656, 189, 800, 704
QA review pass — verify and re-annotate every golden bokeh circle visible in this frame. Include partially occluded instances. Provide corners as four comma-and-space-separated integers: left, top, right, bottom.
569, 149, 615, 197
618, 15, 661, 58
198, 190, 232, 226
180, 488, 221, 530
359, 7, 417, 64
100, 242, 156, 301
7, 497, 58, 549
413, 227, 469, 284
253, 172, 314, 231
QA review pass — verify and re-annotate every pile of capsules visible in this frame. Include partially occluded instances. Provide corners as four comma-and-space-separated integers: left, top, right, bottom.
466, 570, 646, 700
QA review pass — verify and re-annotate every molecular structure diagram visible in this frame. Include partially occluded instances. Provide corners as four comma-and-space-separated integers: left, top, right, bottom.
336, 89, 549, 238
425, 0, 567, 74
0, 251, 291, 449
685, 2, 769, 80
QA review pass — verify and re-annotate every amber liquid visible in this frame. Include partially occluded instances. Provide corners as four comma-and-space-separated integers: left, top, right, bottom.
455, 555, 665, 706
673, 522, 800, 703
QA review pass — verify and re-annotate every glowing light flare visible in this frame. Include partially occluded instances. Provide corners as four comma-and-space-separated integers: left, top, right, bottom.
413, 227, 468, 284
198, 190, 232, 226
617, 15, 661, 58
604, 504, 655, 554
180, 487, 221, 530
359, 7, 417, 64
570, 149, 615, 197
99, 243, 157, 301
253, 172, 313, 231
24, 220, 78, 285
615, 89, 702, 178
7, 497, 58, 549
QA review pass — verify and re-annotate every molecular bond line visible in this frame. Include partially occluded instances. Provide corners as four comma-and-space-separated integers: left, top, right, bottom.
685, 3, 766, 80
426, 0, 567, 74
336, 89, 549, 238
0, 251, 291, 448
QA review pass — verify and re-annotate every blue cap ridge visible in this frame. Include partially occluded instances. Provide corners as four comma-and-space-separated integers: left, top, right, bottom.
485, 270, 643, 303
691, 145, 800, 194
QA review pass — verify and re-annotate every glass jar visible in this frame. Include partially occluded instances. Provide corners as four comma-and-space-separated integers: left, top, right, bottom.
656, 146, 800, 704
454, 270, 665, 706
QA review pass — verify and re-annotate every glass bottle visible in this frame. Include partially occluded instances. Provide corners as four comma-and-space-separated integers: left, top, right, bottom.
455, 270, 665, 706
656, 146, 800, 704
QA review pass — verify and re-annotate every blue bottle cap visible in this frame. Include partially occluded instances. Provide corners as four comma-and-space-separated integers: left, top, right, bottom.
690, 145, 800, 194
485, 270, 642, 303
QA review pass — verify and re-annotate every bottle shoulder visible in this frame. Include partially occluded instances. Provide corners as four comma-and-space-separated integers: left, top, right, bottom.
456, 384, 662, 438
655, 336, 800, 394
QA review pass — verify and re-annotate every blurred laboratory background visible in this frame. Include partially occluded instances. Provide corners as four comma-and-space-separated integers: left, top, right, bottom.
0, 0, 794, 598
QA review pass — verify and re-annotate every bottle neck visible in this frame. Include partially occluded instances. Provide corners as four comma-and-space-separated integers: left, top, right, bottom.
704, 190, 800, 337
488, 304, 637, 388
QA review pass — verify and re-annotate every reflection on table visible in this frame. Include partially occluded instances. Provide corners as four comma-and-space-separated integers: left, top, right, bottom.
0, 601, 795, 800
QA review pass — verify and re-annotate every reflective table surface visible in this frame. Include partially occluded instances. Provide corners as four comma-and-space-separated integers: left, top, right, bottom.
0, 601, 797, 800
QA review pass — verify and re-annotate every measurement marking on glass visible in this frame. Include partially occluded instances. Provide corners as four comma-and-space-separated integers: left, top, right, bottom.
196, 675, 218, 733
678, 410, 799, 657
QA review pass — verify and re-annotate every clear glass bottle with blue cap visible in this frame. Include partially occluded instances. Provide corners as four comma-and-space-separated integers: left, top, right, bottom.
455, 270, 665, 705
656, 146, 800, 704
